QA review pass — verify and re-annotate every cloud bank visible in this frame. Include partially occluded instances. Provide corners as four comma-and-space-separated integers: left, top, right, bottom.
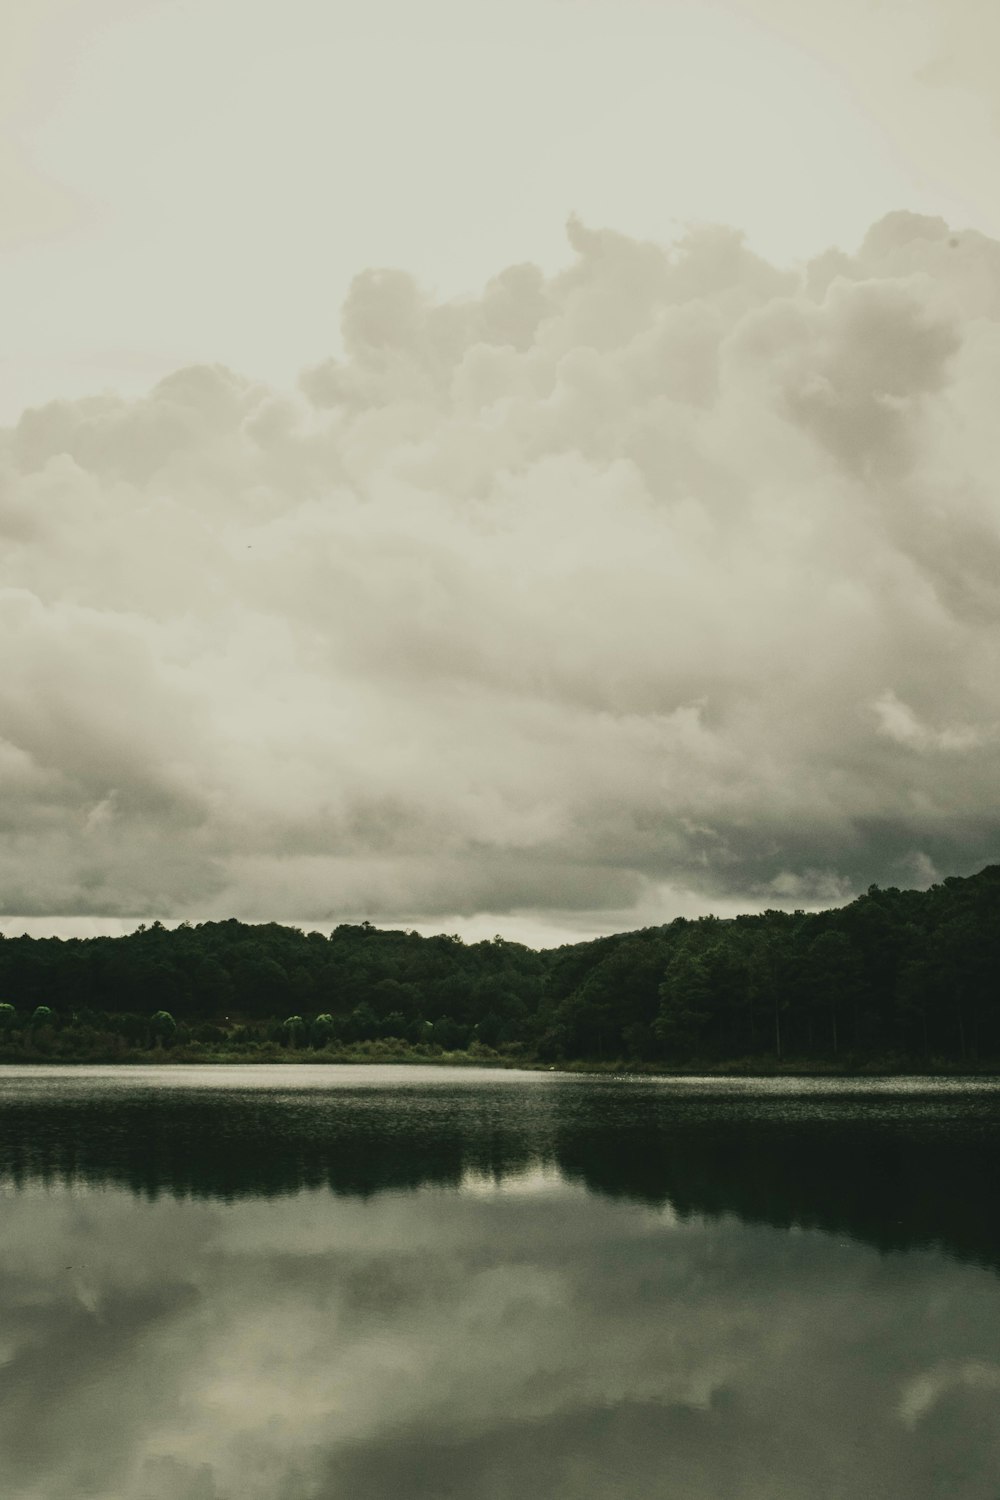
3, 209, 1000, 932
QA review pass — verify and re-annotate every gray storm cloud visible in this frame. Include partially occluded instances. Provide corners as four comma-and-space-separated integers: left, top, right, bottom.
3, 209, 1000, 927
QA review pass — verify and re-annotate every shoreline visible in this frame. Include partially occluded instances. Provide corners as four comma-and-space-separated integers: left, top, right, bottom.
0, 1048, 998, 1079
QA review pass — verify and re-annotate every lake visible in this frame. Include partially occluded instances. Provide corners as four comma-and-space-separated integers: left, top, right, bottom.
1, 1065, 999, 1499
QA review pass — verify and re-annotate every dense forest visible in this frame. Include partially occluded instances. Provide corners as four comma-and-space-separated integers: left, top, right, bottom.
0, 864, 998, 1069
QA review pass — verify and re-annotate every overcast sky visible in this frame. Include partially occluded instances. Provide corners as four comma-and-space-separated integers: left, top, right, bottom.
2, 0, 1000, 944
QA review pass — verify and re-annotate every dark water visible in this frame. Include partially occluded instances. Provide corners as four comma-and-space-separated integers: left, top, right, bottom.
1, 1067, 1000, 1500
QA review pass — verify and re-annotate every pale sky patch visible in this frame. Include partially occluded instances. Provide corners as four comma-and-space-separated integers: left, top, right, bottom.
2, 0, 997, 418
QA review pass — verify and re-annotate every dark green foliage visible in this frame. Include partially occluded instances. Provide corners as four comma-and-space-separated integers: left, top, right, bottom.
0, 864, 997, 1065
150, 1010, 177, 1045
282, 1015, 306, 1046
310, 1013, 335, 1048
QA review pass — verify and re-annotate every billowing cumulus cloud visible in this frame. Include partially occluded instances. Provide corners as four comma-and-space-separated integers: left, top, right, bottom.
3, 210, 1000, 932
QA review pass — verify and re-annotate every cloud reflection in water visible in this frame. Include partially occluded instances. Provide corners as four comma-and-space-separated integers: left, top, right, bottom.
0, 1069, 998, 1499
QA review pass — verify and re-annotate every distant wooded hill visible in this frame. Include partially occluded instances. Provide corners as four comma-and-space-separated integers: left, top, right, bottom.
0, 865, 998, 1066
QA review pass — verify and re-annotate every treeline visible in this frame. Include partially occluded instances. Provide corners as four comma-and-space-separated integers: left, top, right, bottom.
0, 865, 998, 1067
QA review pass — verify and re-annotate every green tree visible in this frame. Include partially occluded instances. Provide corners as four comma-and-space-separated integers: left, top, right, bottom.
804, 930, 862, 1055
150, 1009, 177, 1047
282, 1015, 305, 1047
655, 951, 711, 1057
310, 1013, 335, 1048
345, 1003, 378, 1042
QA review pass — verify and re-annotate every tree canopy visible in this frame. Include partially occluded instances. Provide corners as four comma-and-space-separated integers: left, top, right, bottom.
0, 865, 997, 1067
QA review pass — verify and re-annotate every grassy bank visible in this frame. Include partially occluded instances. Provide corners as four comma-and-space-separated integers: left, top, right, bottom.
0, 1039, 997, 1076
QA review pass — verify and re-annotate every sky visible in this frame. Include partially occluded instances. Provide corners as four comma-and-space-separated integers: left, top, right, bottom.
2, 0, 1000, 945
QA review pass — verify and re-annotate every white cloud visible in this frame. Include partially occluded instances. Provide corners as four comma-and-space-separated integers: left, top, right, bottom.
872, 691, 990, 753
2, 210, 1000, 933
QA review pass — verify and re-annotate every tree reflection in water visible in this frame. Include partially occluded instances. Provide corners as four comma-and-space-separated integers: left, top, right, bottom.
0, 1068, 998, 1500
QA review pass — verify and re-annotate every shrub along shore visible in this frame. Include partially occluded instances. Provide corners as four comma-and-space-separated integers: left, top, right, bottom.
0, 1048, 995, 1076
0, 864, 998, 1072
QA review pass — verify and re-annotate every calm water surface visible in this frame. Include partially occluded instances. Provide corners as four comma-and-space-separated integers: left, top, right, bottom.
1, 1065, 999, 1499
